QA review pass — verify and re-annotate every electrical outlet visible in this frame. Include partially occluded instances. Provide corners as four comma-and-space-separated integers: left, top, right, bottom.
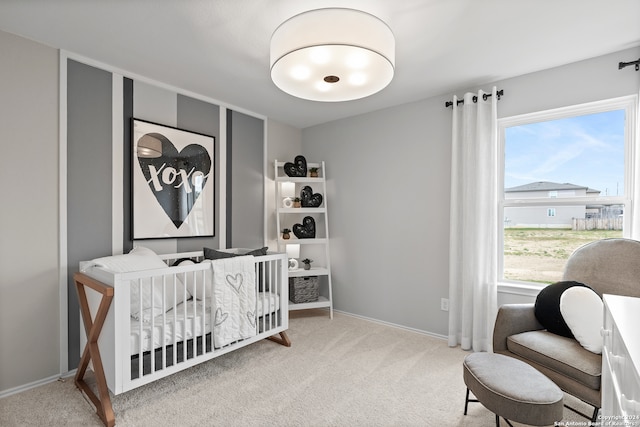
440, 298, 449, 311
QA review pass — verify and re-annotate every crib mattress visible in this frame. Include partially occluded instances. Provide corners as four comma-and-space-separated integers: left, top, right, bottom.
129, 292, 280, 354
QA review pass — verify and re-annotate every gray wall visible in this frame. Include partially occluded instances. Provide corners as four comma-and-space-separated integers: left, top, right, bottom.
229, 111, 265, 249
302, 45, 640, 336
66, 60, 114, 367
303, 98, 452, 335
0, 30, 59, 392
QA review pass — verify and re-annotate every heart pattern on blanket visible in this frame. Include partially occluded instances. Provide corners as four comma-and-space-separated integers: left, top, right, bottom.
300, 186, 323, 208
247, 311, 256, 328
283, 155, 307, 177
136, 132, 212, 229
214, 308, 228, 326
293, 216, 316, 239
226, 273, 243, 294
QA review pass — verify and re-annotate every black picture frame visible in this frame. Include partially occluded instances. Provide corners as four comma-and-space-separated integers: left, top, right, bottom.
132, 118, 215, 239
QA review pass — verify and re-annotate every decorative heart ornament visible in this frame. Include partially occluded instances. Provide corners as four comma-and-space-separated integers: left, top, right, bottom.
300, 186, 323, 208
137, 133, 211, 229
293, 216, 316, 239
284, 155, 307, 177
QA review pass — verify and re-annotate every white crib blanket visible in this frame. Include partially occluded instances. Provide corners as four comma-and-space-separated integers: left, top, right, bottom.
210, 256, 257, 347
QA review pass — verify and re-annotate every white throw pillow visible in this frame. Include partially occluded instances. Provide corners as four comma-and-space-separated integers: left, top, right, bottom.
91, 246, 187, 321
559, 286, 603, 354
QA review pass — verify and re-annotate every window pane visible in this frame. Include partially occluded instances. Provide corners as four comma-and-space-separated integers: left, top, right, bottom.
505, 110, 625, 197
502, 107, 628, 285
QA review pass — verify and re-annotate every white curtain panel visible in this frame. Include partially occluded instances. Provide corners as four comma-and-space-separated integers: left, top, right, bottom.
633, 89, 640, 240
448, 87, 499, 352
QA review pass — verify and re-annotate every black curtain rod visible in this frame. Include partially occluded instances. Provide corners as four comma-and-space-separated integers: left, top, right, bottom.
445, 89, 504, 108
619, 58, 640, 71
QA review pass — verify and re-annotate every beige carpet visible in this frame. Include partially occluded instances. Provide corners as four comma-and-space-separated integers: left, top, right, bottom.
0, 309, 593, 426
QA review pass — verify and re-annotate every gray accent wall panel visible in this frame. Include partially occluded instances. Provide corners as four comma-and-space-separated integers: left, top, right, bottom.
229, 111, 264, 248
176, 95, 220, 252
67, 59, 113, 368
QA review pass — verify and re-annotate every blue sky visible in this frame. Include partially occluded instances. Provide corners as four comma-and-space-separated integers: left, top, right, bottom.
504, 109, 626, 196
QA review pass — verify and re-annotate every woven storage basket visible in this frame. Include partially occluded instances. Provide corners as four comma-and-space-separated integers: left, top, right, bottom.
289, 276, 319, 303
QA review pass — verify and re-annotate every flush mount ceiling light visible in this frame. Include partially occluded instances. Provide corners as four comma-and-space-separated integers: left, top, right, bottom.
270, 8, 395, 102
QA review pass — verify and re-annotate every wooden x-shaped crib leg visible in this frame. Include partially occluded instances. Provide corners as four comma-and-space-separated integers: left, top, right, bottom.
74, 273, 115, 427
267, 331, 291, 347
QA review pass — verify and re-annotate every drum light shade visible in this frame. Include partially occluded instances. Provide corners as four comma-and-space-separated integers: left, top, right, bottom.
270, 8, 395, 102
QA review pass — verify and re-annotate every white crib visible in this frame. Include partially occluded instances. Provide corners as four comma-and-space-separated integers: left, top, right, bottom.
74, 248, 289, 427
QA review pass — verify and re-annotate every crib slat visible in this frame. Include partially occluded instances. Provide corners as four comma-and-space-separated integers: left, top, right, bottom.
172, 274, 177, 368
150, 276, 155, 375
160, 276, 167, 372
273, 260, 277, 329
137, 278, 143, 380
182, 280, 187, 363
200, 269, 206, 355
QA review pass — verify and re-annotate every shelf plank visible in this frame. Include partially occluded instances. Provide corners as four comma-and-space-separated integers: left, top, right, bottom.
278, 207, 326, 213
278, 238, 327, 245
288, 296, 331, 311
275, 176, 324, 183
288, 267, 329, 277
275, 161, 322, 168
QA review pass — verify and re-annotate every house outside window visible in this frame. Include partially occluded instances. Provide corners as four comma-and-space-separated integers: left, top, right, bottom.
499, 96, 636, 286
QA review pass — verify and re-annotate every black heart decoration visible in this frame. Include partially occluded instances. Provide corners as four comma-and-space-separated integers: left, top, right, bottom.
293, 216, 316, 239
137, 132, 212, 229
300, 186, 323, 208
283, 155, 307, 177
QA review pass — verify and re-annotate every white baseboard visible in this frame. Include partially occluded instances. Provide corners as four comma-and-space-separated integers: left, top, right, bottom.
334, 309, 448, 341
0, 370, 76, 400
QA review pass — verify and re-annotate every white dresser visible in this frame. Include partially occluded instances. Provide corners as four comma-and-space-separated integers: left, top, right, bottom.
602, 294, 640, 421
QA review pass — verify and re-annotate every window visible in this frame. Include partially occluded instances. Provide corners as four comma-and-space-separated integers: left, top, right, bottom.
499, 96, 637, 286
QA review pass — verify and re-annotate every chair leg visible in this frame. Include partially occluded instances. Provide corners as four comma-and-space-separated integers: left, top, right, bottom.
564, 402, 600, 423
464, 388, 480, 416
464, 388, 470, 415
466, 387, 513, 427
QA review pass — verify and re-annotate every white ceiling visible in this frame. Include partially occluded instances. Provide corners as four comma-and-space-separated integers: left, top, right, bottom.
1, 0, 639, 129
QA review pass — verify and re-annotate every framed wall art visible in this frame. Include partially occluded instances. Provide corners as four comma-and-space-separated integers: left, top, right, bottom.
132, 119, 215, 239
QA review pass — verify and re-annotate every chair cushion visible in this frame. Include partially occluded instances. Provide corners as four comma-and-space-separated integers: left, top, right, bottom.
507, 330, 601, 390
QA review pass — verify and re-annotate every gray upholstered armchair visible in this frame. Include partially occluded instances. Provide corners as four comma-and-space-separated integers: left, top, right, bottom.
493, 238, 640, 422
